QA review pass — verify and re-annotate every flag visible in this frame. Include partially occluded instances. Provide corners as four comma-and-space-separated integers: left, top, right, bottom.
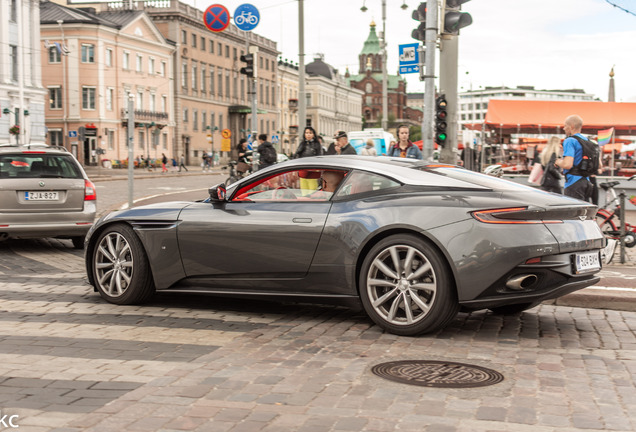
597, 127, 614, 146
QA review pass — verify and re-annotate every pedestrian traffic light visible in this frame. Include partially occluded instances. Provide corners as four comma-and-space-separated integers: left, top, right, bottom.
443, 0, 472, 35
411, 2, 427, 41
435, 94, 448, 147
239, 53, 255, 78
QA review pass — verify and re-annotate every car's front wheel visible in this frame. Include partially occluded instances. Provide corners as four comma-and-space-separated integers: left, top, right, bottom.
92, 224, 155, 305
359, 234, 459, 336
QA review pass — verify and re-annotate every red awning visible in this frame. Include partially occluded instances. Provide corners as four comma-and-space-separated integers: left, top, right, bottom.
469, 100, 636, 135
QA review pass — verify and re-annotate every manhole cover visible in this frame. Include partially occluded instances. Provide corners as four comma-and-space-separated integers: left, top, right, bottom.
371, 360, 504, 388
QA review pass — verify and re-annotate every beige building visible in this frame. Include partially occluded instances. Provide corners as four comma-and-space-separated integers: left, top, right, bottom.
41, 1, 175, 166
0, 0, 47, 146
277, 59, 299, 156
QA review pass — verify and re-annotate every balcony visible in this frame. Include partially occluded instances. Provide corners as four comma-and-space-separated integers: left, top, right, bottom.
120, 109, 169, 122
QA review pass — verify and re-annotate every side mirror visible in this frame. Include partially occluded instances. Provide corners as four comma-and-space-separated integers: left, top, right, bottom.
208, 183, 227, 202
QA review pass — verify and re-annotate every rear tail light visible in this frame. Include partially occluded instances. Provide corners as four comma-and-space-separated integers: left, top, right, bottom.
471, 207, 562, 224
84, 179, 96, 201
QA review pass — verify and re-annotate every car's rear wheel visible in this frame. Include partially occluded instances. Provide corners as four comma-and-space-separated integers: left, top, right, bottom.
92, 224, 154, 305
71, 236, 85, 250
359, 234, 459, 336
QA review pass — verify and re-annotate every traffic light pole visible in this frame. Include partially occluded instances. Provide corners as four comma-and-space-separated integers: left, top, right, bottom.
421, 0, 438, 161
438, 34, 458, 164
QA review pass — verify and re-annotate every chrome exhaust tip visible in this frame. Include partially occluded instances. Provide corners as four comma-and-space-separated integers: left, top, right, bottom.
506, 274, 538, 291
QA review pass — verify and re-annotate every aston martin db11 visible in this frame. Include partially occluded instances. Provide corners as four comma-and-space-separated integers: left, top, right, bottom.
85, 156, 603, 336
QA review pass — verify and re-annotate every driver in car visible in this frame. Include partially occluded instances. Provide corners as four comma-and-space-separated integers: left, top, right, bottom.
310, 170, 345, 199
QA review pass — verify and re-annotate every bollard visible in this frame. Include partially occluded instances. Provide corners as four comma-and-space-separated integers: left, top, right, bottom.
619, 191, 626, 264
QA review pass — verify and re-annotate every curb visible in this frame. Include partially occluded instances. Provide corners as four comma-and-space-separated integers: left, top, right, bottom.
545, 286, 636, 312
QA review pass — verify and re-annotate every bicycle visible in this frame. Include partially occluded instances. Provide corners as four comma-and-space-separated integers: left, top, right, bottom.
223, 160, 251, 186
595, 174, 636, 248
234, 11, 258, 26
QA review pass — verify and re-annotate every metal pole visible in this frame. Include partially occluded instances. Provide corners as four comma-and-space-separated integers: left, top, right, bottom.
127, 95, 135, 209
421, 0, 438, 160
57, 20, 67, 150
381, 0, 388, 131
619, 191, 626, 264
298, 0, 306, 134
439, 35, 458, 164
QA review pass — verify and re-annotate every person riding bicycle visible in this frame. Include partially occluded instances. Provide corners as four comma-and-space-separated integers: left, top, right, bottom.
236, 138, 252, 175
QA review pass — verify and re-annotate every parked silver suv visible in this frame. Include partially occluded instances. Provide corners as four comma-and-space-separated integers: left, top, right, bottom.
0, 144, 96, 248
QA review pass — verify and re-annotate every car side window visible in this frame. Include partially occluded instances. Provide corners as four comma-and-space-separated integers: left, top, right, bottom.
336, 171, 400, 198
232, 169, 348, 202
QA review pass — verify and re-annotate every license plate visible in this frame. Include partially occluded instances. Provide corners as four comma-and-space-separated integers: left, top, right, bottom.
25, 191, 59, 201
575, 251, 601, 273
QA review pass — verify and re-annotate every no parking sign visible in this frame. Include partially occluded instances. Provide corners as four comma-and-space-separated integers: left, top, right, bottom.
204, 4, 230, 33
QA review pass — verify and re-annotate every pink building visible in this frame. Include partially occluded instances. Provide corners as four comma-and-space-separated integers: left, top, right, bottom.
40, 1, 174, 167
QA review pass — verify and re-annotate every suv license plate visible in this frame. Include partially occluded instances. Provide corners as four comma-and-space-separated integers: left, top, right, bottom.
25, 191, 59, 201
575, 251, 600, 273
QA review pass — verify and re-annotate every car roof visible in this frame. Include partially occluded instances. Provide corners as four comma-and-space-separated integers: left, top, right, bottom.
267, 155, 478, 188
0, 144, 70, 154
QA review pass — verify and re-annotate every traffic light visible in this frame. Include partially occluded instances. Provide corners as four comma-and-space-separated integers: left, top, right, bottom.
443, 0, 472, 35
239, 53, 255, 78
411, 2, 427, 41
435, 94, 448, 147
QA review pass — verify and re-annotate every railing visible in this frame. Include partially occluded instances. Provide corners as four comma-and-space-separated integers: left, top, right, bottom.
120, 109, 169, 122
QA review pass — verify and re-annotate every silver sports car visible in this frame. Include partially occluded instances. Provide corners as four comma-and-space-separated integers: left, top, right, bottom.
85, 156, 604, 336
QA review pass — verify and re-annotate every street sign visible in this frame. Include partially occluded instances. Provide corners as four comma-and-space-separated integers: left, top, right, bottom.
398, 43, 420, 74
233, 4, 260, 31
69, 130, 77, 138
204, 4, 231, 33
221, 138, 232, 152
271, 134, 279, 144
221, 128, 231, 139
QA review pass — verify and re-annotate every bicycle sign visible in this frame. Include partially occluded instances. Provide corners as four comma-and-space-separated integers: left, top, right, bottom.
234, 4, 260, 31
204, 4, 230, 33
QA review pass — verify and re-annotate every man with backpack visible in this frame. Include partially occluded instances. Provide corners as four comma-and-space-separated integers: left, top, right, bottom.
256, 133, 277, 170
555, 115, 597, 201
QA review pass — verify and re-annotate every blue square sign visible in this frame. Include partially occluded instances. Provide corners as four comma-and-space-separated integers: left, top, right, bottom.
399, 43, 420, 74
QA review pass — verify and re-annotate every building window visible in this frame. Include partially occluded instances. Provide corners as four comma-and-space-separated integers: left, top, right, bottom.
210, 112, 215, 129
183, 108, 188, 122
201, 37, 206, 51
162, 95, 167, 113
10, 45, 17, 81
225, 45, 230, 58
210, 40, 214, 53
123, 52, 130, 69
107, 129, 115, 150
193, 110, 198, 131
10, 0, 17, 22
149, 58, 155, 75
82, 87, 96, 110
81, 44, 95, 63
106, 88, 114, 111
201, 67, 207, 92
138, 130, 145, 150
233, 47, 237, 60
162, 133, 168, 150
181, 30, 187, 44
136, 91, 143, 110
217, 42, 222, 55
182, 63, 188, 88
192, 64, 197, 90
192, 33, 197, 48
202, 110, 207, 130
49, 46, 61, 63
219, 114, 223, 130
105, 48, 113, 67
136, 54, 143, 72
150, 94, 156, 112
217, 70, 223, 97
49, 87, 62, 109
225, 72, 230, 99
49, 130, 63, 146
233, 73, 238, 98
210, 66, 215, 96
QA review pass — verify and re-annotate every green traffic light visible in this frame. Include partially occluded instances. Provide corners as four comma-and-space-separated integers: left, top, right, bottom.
438, 133, 447, 141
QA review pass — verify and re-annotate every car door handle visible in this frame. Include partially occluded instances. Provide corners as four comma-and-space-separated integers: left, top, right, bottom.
293, 218, 312, 224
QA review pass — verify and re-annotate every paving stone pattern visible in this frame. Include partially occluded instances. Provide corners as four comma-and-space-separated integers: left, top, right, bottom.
0, 239, 635, 431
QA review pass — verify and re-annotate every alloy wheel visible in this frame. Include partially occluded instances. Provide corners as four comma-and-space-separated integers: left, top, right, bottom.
94, 231, 134, 297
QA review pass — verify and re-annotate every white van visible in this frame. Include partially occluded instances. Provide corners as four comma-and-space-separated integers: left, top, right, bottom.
347, 129, 396, 156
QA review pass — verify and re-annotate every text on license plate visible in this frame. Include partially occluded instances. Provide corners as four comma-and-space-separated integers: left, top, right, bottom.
25, 191, 59, 201
575, 251, 600, 273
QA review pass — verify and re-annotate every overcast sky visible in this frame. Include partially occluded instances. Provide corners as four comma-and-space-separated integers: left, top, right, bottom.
181, 0, 635, 102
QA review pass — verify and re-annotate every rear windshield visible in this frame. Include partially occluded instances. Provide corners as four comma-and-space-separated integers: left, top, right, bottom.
0, 153, 83, 179
418, 166, 534, 191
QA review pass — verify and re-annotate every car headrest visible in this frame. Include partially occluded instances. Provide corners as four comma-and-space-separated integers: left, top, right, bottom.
298, 170, 321, 179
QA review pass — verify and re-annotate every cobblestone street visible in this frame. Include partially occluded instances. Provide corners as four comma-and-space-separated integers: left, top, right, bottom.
0, 237, 634, 431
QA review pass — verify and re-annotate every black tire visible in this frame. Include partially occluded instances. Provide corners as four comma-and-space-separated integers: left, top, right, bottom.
489, 302, 540, 315
71, 236, 85, 250
359, 234, 459, 336
91, 224, 155, 305
225, 176, 239, 186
